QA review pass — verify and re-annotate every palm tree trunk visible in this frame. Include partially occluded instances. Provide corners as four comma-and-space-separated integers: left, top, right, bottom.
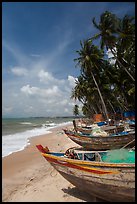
108, 100, 116, 114
117, 97, 128, 111
97, 102, 103, 114
91, 71, 109, 122
92, 106, 97, 114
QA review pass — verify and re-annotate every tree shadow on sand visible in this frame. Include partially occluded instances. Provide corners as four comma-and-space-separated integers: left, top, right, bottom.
62, 186, 108, 202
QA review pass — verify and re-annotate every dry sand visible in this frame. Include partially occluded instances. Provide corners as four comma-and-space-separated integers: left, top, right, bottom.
2, 124, 98, 202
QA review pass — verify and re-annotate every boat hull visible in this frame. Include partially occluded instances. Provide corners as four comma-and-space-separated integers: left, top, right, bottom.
44, 153, 135, 202
58, 169, 135, 202
64, 130, 135, 150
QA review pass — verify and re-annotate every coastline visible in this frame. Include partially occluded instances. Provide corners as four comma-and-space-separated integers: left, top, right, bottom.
2, 123, 97, 202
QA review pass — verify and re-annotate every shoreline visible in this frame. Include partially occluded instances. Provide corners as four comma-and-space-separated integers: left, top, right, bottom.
2, 121, 72, 158
2, 123, 97, 202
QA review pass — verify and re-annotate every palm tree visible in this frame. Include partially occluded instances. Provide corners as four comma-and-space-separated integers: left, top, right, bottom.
74, 40, 109, 122
71, 76, 96, 115
73, 105, 79, 117
116, 15, 135, 76
91, 11, 135, 81
71, 78, 104, 117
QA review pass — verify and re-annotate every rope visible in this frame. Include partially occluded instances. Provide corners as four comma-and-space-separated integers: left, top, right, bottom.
130, 146, 135, 150
120, 139, 135, 149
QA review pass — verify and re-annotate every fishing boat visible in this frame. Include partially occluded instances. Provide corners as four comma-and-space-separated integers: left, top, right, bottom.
73, 119, 134, 134
63, 129, 135, 150
36, 145, 135, 202
76, 125, 125, 134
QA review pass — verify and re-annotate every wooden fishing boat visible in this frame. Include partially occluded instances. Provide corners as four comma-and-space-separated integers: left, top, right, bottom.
63, 129, 135, 150
73, 118, 135, 134
36, 145, 135, 202
76, 125, 125, 134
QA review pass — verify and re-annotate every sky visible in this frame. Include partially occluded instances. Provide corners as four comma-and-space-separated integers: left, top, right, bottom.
2, 2, 135, 118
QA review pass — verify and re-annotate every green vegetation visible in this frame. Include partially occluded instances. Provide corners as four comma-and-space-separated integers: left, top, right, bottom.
73, 104, 79, 117
71, 11, 135, 120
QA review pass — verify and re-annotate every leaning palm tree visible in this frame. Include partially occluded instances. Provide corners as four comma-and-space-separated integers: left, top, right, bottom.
91, 11, 135, 81
71, 75, 105, 116
74, 40, 109, 122
71, 76, 95, 115
116, 15, 135, 77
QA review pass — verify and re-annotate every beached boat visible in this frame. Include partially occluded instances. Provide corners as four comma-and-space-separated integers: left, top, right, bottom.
76, 125, 125, 134
73, 119, 135, 134
36, 145, 135, 202
63, 129, 135, 150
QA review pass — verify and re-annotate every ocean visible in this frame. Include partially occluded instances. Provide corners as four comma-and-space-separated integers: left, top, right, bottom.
2, 117, 74, 158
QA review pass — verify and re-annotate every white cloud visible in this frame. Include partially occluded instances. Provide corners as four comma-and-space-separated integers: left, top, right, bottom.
64, 108, 69, 113
3, 106, 13, 114
38, 69, 65, 86
45, 86, 61, 97
38, 70, 55, 83
13, 71, 80, 117
11, 67, 28, 76
2, 37, 80, 117
21, 84, 61, 98
68, 75, 77, 87
3, 59, 80, 117
59, 99, 68, 106
21, 84, 39, 95
24, 106, 33, 113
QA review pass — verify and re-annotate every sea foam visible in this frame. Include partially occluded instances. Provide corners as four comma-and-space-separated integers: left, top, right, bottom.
2, 121, 71, 158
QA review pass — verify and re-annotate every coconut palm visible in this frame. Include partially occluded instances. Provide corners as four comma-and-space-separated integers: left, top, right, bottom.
116, 15, 135, 77
73, 40, 109, 121
71, 76, 97, 115
91, 11, 135, 81
73, 105, 79, 117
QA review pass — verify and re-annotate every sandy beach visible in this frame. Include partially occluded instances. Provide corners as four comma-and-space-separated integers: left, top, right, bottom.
2, 124, 98, 202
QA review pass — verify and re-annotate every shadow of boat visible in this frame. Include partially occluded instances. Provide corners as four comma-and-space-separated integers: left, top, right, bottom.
62, 186, 109, 202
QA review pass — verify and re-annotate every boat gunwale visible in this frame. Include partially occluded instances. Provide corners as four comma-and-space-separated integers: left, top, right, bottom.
65, 130, 135, 139
41, 152, 135, 168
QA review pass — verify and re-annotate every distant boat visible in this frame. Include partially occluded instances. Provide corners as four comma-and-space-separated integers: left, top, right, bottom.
36, 145, 135, 202
63, 129, 135, 150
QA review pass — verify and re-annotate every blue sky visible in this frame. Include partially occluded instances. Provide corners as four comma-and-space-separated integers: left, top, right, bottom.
2, 2, 135, 118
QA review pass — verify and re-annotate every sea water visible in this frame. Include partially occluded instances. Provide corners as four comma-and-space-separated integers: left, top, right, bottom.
2, 117, 73, 157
